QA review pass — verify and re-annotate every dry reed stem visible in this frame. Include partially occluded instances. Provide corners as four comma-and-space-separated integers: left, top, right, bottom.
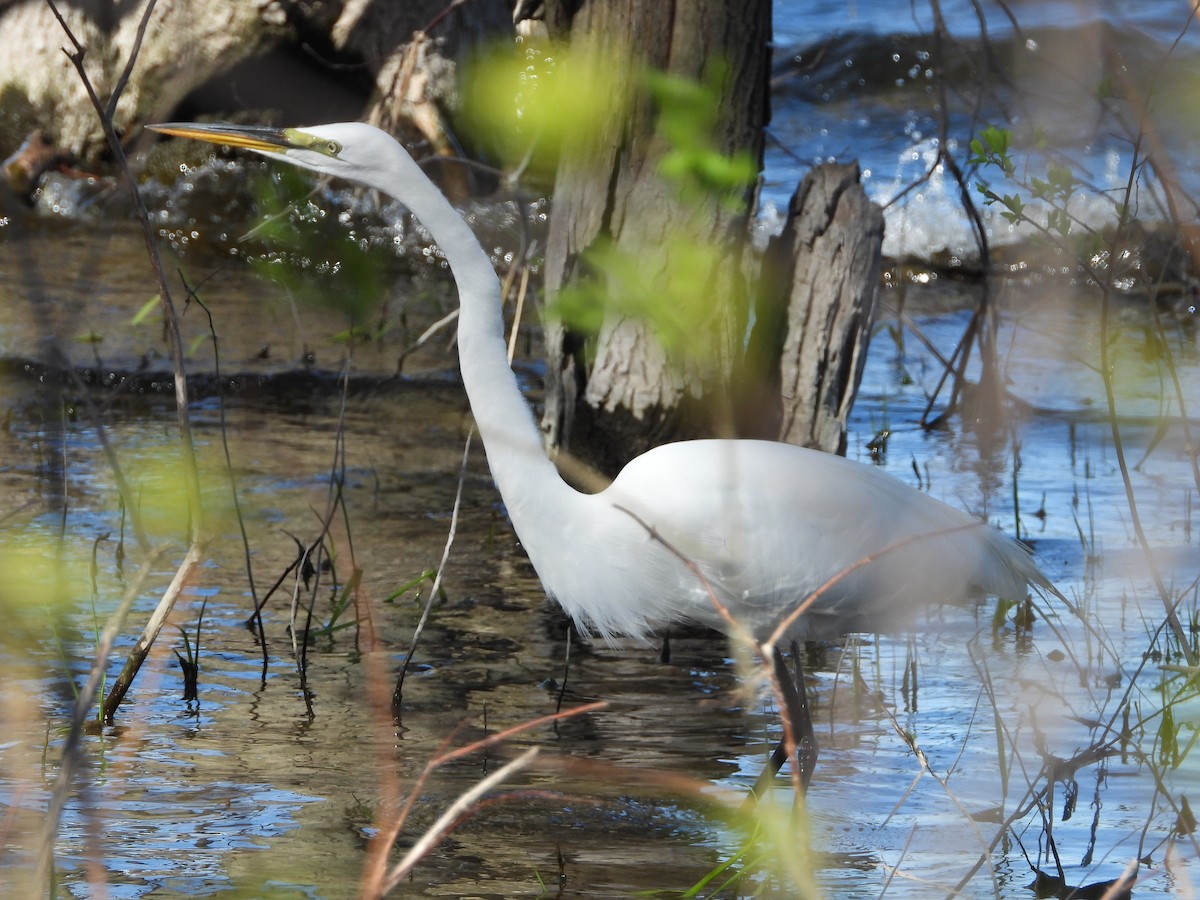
360, 701, 607, 896
393, 429, 472, 706
378, 747, 541, 894
101, 542, 204, 721
47, 0, 213, 723
765, 520, 994, 648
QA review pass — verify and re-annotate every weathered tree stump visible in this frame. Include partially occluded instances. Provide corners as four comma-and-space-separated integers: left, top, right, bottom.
749, 162, 884, 454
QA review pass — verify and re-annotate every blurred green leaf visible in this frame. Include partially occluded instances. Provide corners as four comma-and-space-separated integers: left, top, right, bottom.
551, 231, 728, 364
246, 166, 389, 326
131, 294, 162, 326
461, 37, 635, 181
645, 67, 757, 204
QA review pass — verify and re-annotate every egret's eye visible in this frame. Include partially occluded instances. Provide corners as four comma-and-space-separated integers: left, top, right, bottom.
283, 129, 342, 157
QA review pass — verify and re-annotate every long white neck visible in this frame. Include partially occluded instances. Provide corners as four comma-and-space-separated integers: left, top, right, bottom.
366, 146, 576, 539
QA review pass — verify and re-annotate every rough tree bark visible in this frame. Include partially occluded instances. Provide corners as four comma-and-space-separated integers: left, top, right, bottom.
541, 0, 883, 475
540, 0, 772, 476
744, 163, 884, 456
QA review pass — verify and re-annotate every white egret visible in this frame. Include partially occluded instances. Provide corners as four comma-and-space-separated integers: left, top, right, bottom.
150, 121, 1050, 784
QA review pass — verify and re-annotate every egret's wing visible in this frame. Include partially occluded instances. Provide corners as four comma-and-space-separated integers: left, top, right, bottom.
603, 439, 1043, 640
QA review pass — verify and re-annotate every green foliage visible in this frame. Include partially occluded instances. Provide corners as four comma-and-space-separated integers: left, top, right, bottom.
1028, 164, 1078, 238
968, 125, 1015, 177
130, 294, 162, 327
551, 231, 725, 363
970, 126, 1030, 225
677, 804, 819, 898
545, 64, 755, 359
462, 39, 756, 206
106, 445, 237, 544
464, 42, 758, 367
643, 67, 758, 205
0, 530, 89, 624
1029, 164, 1077, 203
1159, 701, 1180, 768
383, 569, 437, 604
988, 191, 1025, 225
461, 38, 635, 182
991, 595, 1017, 631
310, 567, 362, 640
972, 125, 1082, 235
126, 452, 202, 540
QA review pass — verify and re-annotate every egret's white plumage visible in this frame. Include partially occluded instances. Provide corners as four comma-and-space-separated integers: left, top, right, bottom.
151, 121, 1047, 647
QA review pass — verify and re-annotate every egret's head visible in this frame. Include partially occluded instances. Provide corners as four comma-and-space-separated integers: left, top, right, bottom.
147, 121, 401, 185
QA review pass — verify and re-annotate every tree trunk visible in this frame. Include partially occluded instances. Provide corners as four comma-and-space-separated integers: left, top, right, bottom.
541, 0, 772, 477
541, 3, 883, 472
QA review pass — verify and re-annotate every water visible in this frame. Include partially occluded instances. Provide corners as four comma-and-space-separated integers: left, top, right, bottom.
770, 0, 1200, 259
2, 1, 1200, 897
3, 235, 1196, 897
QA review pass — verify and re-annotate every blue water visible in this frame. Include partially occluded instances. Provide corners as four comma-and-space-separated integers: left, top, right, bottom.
775, 0, 1197, 44
769, 0, 1200, 258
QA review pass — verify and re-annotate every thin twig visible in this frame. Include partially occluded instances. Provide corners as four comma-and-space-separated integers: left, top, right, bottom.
46, 0, 204, 542
47, 0, 212, 722
393, 429, 472, 708
102, 542, 205, 721
186, 280, 268, 658
765, 521, 996, 649
433, 701, 607, 767
379, 747, 540, 892
361, 701, 605, 894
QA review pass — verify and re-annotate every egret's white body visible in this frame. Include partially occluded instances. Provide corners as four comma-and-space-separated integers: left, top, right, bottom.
152, 121, 1046, 646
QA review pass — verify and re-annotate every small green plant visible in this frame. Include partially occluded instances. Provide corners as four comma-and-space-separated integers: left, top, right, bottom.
676, 806, 818, 898
970, 125, 1083, 239
551, 231, 732, 364
306, 568, 362, 642
969, 126, 1027, 225
968, 124, 1015, 178
383, 569, 437, 604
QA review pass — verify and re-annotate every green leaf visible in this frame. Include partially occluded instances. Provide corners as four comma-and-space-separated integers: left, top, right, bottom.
981, 125, 1010, 156
1048, 208, 1071, 238
131, 294, 162, 326
640, 64, 758, 205
1048, 163, 1076, 194
187, 333, 212, 357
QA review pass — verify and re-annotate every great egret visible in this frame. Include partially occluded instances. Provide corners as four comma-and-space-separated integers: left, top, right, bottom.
149, 121, 1050, 783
